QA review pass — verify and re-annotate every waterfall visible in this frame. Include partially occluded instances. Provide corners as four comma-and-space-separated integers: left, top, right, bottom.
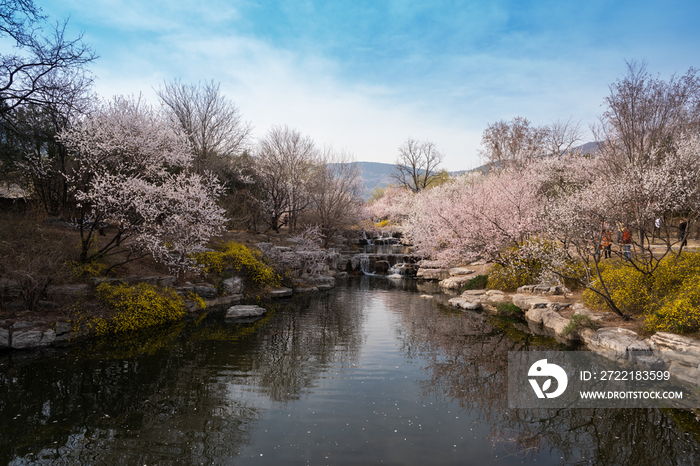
358, 254, 371, 275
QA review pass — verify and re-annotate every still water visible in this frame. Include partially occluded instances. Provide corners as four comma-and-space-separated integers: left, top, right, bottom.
2, 277, 700, 465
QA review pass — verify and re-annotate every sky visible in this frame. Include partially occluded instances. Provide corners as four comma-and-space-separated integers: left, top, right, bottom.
33, 0, 700, 171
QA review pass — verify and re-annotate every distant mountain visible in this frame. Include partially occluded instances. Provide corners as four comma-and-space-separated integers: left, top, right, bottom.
354, 161, 395, 200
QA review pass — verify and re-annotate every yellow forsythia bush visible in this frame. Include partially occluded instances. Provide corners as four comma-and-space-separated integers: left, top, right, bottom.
583, 253, 700, 333
195, 242, 280, 287
582, 261, 653, 315
96, 282, 187, 334
645, 280, 700, 333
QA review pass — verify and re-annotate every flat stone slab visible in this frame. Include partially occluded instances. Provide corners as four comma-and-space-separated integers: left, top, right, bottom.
419, 295, 434, 299
416, 268, 450, 280
225, 305, 266, 323
448, 267, 475, 277
295, 287, 319, 293
11, 329, 55, 349
588, 327, 651, 360
439, 276, 475, 289
269, 287, 293, 298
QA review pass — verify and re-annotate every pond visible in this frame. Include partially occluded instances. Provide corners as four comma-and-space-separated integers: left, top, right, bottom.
1, 277, 700, 465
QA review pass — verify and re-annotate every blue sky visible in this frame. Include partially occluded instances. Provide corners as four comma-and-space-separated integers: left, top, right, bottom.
35, 0, 700, 170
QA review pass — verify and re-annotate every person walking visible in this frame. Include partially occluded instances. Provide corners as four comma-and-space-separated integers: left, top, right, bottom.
621, 226, 632, 260
602, 224, 613, 259
679, 219, 688, 248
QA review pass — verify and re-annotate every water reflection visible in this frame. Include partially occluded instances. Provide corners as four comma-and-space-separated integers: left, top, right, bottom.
0, 277, 699, 465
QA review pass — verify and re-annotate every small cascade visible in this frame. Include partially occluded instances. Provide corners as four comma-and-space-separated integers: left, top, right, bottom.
358, 254, 372, 275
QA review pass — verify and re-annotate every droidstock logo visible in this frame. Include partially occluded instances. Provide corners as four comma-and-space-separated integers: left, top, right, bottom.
528, 359, 568, 399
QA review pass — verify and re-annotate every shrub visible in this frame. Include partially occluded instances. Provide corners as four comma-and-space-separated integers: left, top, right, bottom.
461, 274, 488, 291
487, 238, 583, 291
487, 263, 533, 291
581, 252, 700, 333
0, 215, 73, 311
561, 314, 601, 336
96, 282, 187, 334
195, 242, 281, 288
582, 261, 653, 315
645, 280, 700, 333
69, 260, 108, 279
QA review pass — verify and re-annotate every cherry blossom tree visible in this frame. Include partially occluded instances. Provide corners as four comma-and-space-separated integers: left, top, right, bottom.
401, 170, 542, 265
58, 95, 226, 271
529, 140, 700, 317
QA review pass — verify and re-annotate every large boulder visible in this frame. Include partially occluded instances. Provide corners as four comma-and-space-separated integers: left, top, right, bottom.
448, 297, 482, 311
222, 277, 243, 295
587, 327, 650, 361
439, 276, 474, 290
11, 329, 55, 349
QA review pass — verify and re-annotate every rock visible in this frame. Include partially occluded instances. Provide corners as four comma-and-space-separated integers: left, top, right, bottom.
462, 289, 487, 296
374, 260, 390, 274
573, 308, 606, 322
159, 276, 176, 287
517, 284, 564, 295
578, 328, 596, 345
295, 286, 319, 293
222, 277, 243, 295
138, 276, 160, 286
12, 329, 55, 349
449, 267, 475, 277
225, 305, 266, 323
316, 284, 333, 291
439, 276, 475, 290
648, 332, 700, 352
89, 277, 123, 286
634, 355, 667, 371
540, 311, 570, 336
0, 328, 8, 348
419, 295, 434, 299
45, 284, 90, 298
193, 284, 218, 299
587, 327, 651, 360
448, 297, 482, 311
485, 290, 504, 296
335, 272, 348, 279
668, 361, 700, 385
486, 294, 508, 304
416, 268, 450, 280
269, 287, 293, 298
511, 294, 551, 310
12, 321, 42, 329
305, 275, 335, 287
205, 294, 243, 308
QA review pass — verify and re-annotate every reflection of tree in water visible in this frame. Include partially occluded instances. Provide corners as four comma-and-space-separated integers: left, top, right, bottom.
0, 290, 365, 464
390, 299, 700, 465
230, 290, 364, 403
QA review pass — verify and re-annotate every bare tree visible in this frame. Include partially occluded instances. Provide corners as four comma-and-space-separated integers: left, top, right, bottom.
0, 0, 96, 116
478, 117, 546, 169
254, 125, 319, 232
593, 60, 700, 169
156, 79, 252, 174
392, 137, 445, 193
307, 149, 363, 247
543, 117, 584, 156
